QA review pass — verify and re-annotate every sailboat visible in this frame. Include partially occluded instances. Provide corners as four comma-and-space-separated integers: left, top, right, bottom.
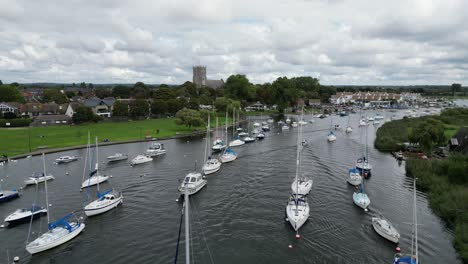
228, 108, 245, 147
347, 167, 362, 186
372, 216, 400, 243
291, 109, 313, 195
212, 117, 226, 152
286, 114, 310, 231
24, 172, 55, 186
356, 125, 372, 178
84, 137, 123, 217
352, 173, 370, 211
26, 153, 85, 254
220, 112, 238, 163
243, 117, 256, 143
392, 178, 419, 263
345, 114, 352, 133
178, 169, 207, 196
202, 114, 222, 175
327, 117, 337, 142
80, 135, 109, 189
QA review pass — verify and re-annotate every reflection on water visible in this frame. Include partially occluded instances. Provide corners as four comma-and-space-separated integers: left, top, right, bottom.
0, 111, 461, 263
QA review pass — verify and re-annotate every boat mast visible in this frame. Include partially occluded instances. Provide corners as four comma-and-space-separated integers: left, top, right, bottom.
204, 114, 210, 164
413, 178, 418, 262
184, 184, 190, 264
95, 136, 100, 193
224, 111, 228, 154
232, 108, 235, 137
295, 109, 302, 203
42, 153, 50, 224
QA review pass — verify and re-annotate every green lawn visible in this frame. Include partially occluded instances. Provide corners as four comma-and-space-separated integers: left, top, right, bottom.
0, 117, 229, 156
444, 124, 460, 139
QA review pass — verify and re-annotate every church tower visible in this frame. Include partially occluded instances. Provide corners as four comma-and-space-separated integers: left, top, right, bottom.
193, 66, 206, 88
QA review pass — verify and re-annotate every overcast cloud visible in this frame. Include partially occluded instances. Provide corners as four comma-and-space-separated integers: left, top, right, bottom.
0, 0, 467, 85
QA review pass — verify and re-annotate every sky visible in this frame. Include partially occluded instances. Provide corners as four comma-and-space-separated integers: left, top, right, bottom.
0, 0, 467, 85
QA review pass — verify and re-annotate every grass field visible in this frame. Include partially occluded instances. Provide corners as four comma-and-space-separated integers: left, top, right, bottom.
0, 117, 229, 156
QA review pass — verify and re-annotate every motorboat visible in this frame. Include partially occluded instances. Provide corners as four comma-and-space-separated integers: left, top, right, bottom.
262, 121, 268, 126
374, 114, 384, 120
202, 157, 222, 175
130, 155, 153, 166
243, 136, 256, 143
238, 131, 249, 137
373, 120, 381, 125
327, 131, 337, 142
26, 213, 85, 254
252, 128, 261, 134
356, 157, 372, 177
286, 118, 291, 124
347, 168, 362, 186
256, 132, 265, 139
291, 178, 313, 195
372, 217, 400, 243
253, 122, 261, 127
282, 125, 289, 130
84, 190, 123, 217
0, 189, 19, 203
24, 172, 55, 186
4, 205, 47, 226
55, 156, 78, 164
220, 148, 237, 163
367, 116, 375, 122
291, 122, 298, 128
262, 125, 270, 131
178, 172, 207, 196
298, 120, 307, 125
107, 153, 128, 162
229, 137, 245, 147
346, 126, 353, 133
353, 184, 370, 211
267, 118, 274, 123
285, 194, 310, 231
359, 119, 367, 126
146, 142, 166, 157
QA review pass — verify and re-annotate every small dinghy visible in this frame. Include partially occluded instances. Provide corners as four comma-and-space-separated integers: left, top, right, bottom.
372, 217, 400, 243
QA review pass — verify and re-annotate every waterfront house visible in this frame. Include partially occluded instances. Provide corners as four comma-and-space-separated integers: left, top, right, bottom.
0, 102, 19, 115
84, 97, 115, 117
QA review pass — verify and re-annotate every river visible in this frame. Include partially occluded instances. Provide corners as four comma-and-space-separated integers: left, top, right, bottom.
0, 111, 461, 263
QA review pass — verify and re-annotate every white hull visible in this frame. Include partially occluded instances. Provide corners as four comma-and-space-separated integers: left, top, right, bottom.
26, 223, 85, 254
5, 208, 47, 223
178, 181, 207, 195
353, 192, 370, 210
107, 155, 128, 162
243, 137, 256, 143
286, 201, 310, 231
220, 153, 237, 163
24, 175, 55, 185
372, 217, 400, 243
291, 178, 313, 195
327, 135, 337, 142
346, 127, 353, 133
81, 175, 109, 189
203, 160, 222, 175
212, 144, 225, 151
84, 195, 123, 217
347, 175, 362, 186
130, 155, 153, 166
229, 139, 245, 147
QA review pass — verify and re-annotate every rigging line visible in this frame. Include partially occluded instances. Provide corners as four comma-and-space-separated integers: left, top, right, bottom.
26, 183, 40, 244
190, 198, 215, 264
190, 196, 195, 264
173, 201, 185, 264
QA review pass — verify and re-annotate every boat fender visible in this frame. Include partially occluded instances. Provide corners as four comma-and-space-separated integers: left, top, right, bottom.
288, 245, 293, 249
13, 256, 20, 262
295, 234, 301, 239
395, 247, 401, 252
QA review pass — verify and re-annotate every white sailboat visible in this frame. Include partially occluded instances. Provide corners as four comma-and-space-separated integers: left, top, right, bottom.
202, 114, 221, 175
392, 178, 419, 263
356, 125, 372, 178
24, 172, 55, 186
80, 137, 109, 189
243, 117, 256, 143
220, 112, 238, 163
347, 168, 362, 186
352, 175, 370, 211
26, 153, 85, 254
372, 217, 400, 243
228, 109, 245, 147
291, 109, 313, 195
327, 117, 337, 142
84, 137, 123, 217
286, 112, 310, 231
345, 114, 352, 133
212, 117, 226, 152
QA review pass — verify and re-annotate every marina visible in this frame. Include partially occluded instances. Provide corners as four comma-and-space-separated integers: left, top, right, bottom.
0, 111, 461, 263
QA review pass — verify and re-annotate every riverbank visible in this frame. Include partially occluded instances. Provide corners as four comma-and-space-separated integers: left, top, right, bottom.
0, 117, 231, 158
375, 113, 468, 263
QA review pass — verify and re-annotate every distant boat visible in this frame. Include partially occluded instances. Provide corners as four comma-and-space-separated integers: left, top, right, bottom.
267, 118, 274, 123
291, 122, 298, 128
372, 217, 400, 243
327, 131, 337, 142
374, 113, 384, 120
238, 131, 249, 137
24, 172, 55, 186
359, 119, 367, 127
0, 187, 19, 203
298, 120, 307, 125
286, 118, 291, 124
55, 156, 78, 164
130, 155, 153, 166
262, 125, 270, 131
253, 122, 261, 127
347, 168, 362, 186
107, 153, 128, 162
346, 126, 353, 133
220, 112, 238, 163
373, 120, 381, 125
146, 142, 167, 157
25, 153, 85, 254
4, 205, 47, 226
81, 137, 109, 189
255, 132, 265, 140
229, 136, 245, 147
282, 125, 289, 130
353, 181, 370, 211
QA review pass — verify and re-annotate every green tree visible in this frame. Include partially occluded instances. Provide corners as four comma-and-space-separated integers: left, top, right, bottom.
166, 98, 185, 115
175, 108, 204, 127
112, 85, 132, 98
0, 85, 24, 102
129, 99, 149, 118
72, 106, 100, 123
153, 87, 176, 101
132, 82, 149, 99
452, 83, 462, 97
0, 80, 3, 85
112, 101, 128, 117
151, 100, 168, 117
43, 89, 68, 104
224, 74, 254, 100
409, 118, 445, 153
80, 82, 86, 88
95, 89, 112, 99
65, 91, 76, 98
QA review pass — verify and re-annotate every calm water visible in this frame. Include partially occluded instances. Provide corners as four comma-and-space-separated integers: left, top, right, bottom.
0, 112, 461, 263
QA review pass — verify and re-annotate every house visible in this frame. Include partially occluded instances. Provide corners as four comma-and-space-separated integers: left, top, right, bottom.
308, 99, 321, 106
245, 102, 266, 111
0, 102, 19, 115
31, 114, 71, 126
20, 103, 63, 118
84, 97, 115, 117
64, 102, 83, 118
449, 127, 468, 154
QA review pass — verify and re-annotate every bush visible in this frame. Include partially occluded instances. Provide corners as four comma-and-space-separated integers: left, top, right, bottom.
0, 118, 31, 127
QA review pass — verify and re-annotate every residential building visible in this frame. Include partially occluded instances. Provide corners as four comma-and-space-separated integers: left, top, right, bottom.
31, 114, 71, 126
84, 97, 115, 117
245, 101, 266, 111
20, 103, 64, 118
64, 102, 83, 118
0, 102, 19, 115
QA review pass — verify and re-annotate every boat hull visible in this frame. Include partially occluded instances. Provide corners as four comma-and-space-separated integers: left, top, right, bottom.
81, 175, 110, 189
372, 217, 400, 243
84, 196, 123, 217
353, 192, 370, 210
5, 209, 47, 226
178, 180, 207, 196
286, 204, 310, 231
107, 156, 128, 162
203, 163, 221, 175
0, 191, 19, 203
26, 223, 85, 254
24, 175, 55, 186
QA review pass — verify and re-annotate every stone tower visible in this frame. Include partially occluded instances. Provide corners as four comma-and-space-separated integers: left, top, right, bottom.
193, 66, 206, 88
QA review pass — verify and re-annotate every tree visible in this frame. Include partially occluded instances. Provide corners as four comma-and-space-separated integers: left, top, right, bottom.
43, 89, 68, 104
0, 85, 24, 102
166, 98, 185, 115
224, 74, 254, 100
153, 87, 176, 101
0, 80, 3, 85
80, 82, 86, 88
132, 82, 149, 99
409, 118, 445, 153
95, 89, 112, 99
2, 112, 17, 119
112, 101, 128, 117
175, 108, 204, 127
112, 85, 132, 98
452, 83, 462, 97
65, 91, 76, 98
129, 99, 149, 118
151, 100, 168, 117
72, 106, 100, 123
